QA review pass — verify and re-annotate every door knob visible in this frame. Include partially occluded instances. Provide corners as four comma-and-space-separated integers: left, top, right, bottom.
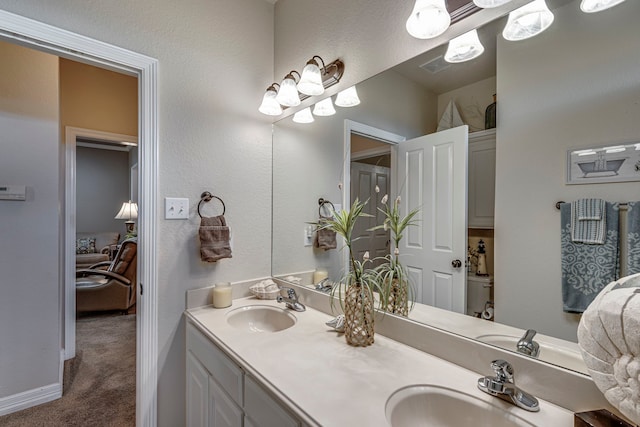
451, 259, 462, 268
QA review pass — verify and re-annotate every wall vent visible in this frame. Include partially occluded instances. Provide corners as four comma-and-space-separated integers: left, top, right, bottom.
419, 55, 452, 74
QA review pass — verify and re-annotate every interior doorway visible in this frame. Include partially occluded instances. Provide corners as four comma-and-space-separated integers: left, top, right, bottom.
0, 10, 158, 425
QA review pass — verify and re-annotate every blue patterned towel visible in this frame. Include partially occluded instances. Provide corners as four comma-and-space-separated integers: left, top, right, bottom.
627, 202, 640, 275
561, 202, 619, 313
571, 199, 606, 244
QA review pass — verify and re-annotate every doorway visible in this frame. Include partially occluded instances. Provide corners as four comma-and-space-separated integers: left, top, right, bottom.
0, 10, 158, 425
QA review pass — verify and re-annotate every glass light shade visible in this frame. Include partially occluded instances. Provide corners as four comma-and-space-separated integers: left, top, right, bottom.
275, 75, 301, 107
292, 107, 314, 124
580, 0, 626, 13
297, 60, 324, 96
258, 87, 282, 116
313, 97, 336, 116
335, 86, 361, 107
406, 0, 451, 40
502, 0, 554, 41
473, 0, 513, 7
115, 200, 138, 220
444, 29, 485, 63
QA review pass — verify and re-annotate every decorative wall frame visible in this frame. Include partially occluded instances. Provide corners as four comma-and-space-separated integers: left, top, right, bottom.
566, 141, 640, 185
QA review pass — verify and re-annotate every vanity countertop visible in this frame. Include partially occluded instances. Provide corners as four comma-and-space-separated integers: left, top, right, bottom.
185, 297, 574, 427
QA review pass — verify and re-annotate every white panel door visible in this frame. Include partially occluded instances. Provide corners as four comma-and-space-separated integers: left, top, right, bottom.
397, 126, 468, 313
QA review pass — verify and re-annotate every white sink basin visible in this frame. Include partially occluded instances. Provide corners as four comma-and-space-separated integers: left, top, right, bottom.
385, 385, 537, 427
475, 334, 586, 374
226, 305, 296, 332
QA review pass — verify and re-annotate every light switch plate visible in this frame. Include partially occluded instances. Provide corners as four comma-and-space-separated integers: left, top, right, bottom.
165, 197, 189, 219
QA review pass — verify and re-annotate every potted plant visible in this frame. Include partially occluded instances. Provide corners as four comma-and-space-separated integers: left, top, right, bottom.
371, 194, 420, 317
321, 198, 381, 346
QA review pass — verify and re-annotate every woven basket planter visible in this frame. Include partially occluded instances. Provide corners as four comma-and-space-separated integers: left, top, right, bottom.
344, 284, 375, 346
384, 277, 409, 317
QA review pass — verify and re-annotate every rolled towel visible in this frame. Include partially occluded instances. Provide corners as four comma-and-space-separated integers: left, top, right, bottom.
199, 215, 232, 262
571, 199, 606, 244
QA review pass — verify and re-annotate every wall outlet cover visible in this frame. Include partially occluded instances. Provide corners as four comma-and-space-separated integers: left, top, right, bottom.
165, 197, 189, 219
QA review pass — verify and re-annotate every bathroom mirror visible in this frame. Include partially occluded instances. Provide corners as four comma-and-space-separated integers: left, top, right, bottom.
272, 0, 640, 375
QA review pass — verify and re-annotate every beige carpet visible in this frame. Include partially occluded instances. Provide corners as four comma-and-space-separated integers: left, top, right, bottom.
0, 313, 136, 426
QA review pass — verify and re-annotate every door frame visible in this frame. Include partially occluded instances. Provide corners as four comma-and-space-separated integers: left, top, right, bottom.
343, 120, 405, 273
0, 10, 159, 426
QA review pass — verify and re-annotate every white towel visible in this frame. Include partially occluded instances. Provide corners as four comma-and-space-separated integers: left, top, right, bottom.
571, 199, 606, 244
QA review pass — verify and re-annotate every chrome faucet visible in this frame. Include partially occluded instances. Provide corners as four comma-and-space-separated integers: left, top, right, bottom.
314, 277, 333, 293
277, 287, 306, 312
477, 360, 539, 412
517, 329, 540, 358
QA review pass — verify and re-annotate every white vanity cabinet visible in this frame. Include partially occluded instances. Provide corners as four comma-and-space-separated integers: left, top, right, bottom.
468, 129, 496, 228
186, 322, 301, 427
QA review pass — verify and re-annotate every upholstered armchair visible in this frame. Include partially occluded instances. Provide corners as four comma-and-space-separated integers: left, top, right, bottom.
76, 238, 137, 313
75, 231, 121, 269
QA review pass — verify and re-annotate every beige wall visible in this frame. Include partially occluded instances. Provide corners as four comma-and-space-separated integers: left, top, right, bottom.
0, 1, 273, 424
494, 0, 640, 341
60, 58, 138, 137
438, 76, 496, 133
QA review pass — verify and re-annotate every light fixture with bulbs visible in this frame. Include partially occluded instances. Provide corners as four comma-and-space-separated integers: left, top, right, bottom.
580, 0, 626, 13
313, 97, 336, 116
298, 56, 326, 96
335, 86, 361, 107
406, 0, 451, 40
258, 83, 282, 116
275, 71, 302, 107
444, 29, 485, 63
293, 107, 315, 124
473, 0, 513, 8
502, 0, 555, 41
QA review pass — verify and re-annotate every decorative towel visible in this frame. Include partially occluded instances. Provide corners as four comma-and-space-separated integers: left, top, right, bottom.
561, 202, 619, 313
314, 216, 337, 250
627, 201, 640, 275
199, 215, 232, 262
571, 198, 606, 244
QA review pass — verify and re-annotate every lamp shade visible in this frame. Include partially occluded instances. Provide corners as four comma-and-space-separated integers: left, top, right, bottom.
580, 0, 626, 13
297, 59, 324, 96
335, 86, 361, 107
275, 74, 301, 107
313, 97, 336, 116
473, 0, 513, 7
502, 0, 554, 41
293, 107, 314, 124
406, 0, 451, 40
115, 200, 138, 220
444, 29, 485, 63
258, 85, 282, 116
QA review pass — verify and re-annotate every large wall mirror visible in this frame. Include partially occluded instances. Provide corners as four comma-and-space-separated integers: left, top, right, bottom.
272, 0, 640, 376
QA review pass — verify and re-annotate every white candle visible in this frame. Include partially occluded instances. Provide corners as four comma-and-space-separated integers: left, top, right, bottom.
313, 269, 328, 284
212, 282, 232, 308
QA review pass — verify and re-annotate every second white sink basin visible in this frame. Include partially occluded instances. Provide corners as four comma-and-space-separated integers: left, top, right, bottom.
385, 384, 537, 427
226, 305, 296, 333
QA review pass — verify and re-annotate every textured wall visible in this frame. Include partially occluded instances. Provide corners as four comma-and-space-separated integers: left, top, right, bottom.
0, 0, 273, 424
495, 0, 640, 341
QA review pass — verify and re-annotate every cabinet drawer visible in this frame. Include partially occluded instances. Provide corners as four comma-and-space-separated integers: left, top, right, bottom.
244, 375, 299, 427
187, 323, 243, 406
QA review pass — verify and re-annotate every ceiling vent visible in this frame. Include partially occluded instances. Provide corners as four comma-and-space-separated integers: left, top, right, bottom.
419, 55, 452, 74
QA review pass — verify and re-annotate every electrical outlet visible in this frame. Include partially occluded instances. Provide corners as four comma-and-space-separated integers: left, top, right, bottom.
165, 197, 189, 219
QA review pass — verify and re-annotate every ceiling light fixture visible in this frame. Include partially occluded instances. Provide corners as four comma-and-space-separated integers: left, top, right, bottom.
444, 29, 485, 63
502, 0, 554, 41
580, 0, 626, 13
406, 0, 451, 40
292, 107, 314, 124
258, 83, 282, 116
473, 0, 513, 8
313, 97, 336, 116
275, 71, 302, 107
335, 86, 361, 107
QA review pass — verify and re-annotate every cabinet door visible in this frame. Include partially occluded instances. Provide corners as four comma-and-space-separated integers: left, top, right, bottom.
209, 377, 243, 427
187, 351, 210, 427
244, 376, 299, 427
468, 133, 496, 228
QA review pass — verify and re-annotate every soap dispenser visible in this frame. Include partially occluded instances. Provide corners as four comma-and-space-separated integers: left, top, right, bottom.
476, 240, 489, 276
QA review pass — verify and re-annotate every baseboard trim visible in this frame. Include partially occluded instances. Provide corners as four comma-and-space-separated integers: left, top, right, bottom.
0, 383, 62, 416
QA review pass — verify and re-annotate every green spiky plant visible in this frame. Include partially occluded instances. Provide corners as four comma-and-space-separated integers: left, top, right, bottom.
370, 194, 420, 317
319, 198, 381, 346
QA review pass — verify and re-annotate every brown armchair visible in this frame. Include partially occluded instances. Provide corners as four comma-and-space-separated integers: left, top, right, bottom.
76, 238, 137, 313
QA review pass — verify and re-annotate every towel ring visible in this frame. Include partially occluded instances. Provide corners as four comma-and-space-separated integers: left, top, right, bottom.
318, 198, 335, 217
555, 201, 565, 210
198, 191, 226, 218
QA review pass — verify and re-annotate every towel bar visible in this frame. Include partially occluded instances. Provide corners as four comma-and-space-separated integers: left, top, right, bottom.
555, 201, 628, 210
198, 191, 226, 217
318, 198, 335, 217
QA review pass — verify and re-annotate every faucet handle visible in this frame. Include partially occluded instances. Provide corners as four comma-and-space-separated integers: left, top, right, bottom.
490, 359, 514, 383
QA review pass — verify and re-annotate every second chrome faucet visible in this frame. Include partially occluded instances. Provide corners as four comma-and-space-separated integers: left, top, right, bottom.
277, 286, 306, 312
477, 359, 540, 412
